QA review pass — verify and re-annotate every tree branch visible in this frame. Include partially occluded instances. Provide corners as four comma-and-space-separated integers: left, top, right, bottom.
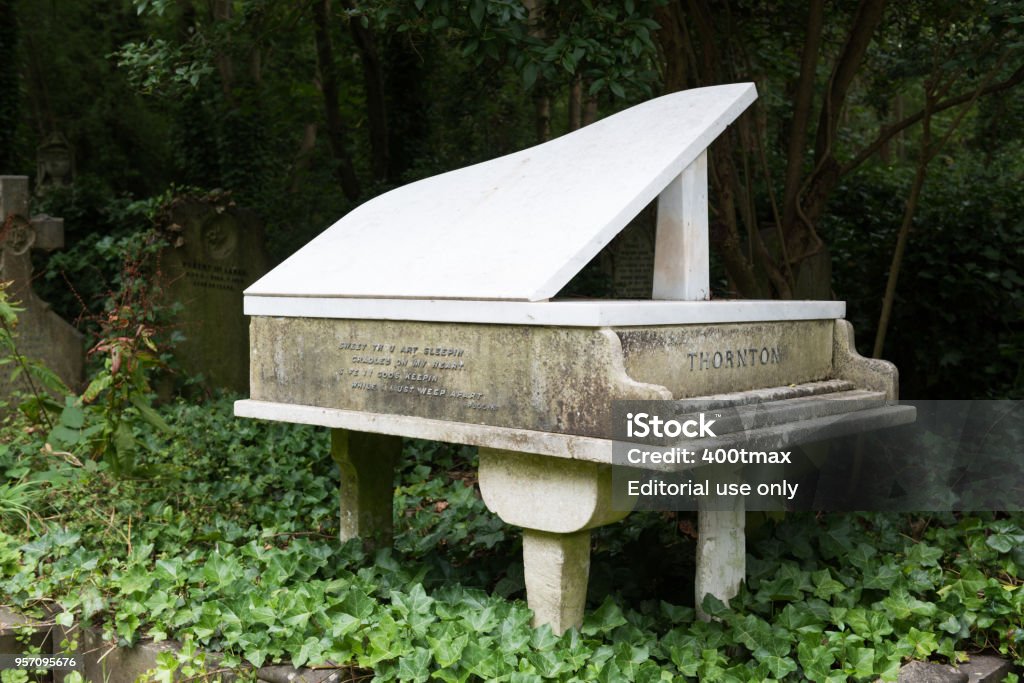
812, 0, 886, 164
781, 0, 823, 230
842, 61, 1024, 176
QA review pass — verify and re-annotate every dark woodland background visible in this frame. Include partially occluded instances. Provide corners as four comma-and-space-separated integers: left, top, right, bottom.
0, 0, 1021, 399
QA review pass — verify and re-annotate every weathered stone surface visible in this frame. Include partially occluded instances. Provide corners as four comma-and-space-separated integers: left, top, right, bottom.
522, 530, 591, 634
331, 428, 401, 547
899, 660, 969, 683
250, 318, 845, 438
257, 664, 347, 683
608, 208, 656, 298
617, 319, 834, 398
479, 449, 633, 635
956, 654, 1015, 682
695, 488, 745, 620
0, 176, 84, 402
251, 319, 669, 438
478, 449, 630, 533
833, 319, 899, 400
0, 607, 50, 659
47, 614, 359, 682
160, 199, 270, 392
50, 623, 180, 683
35, 132, 75, 193
559, 204, 657, 299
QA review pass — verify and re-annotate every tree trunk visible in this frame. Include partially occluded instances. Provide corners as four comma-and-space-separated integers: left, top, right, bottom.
568, 75, 582, 131
0, 0, 18, 172
524, 0, 551, 142
212, 0, 236, 101
312, 0, 361, 201
344, 1, 390, 183
653, 3, 688, 93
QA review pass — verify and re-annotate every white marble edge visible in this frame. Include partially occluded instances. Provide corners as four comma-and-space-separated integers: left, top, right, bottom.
242, 297, 846, 326
233, 399, 614, 463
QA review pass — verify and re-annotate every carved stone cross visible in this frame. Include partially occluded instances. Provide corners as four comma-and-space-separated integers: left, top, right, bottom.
0, 175, 84, 395
1, 176, 65, 300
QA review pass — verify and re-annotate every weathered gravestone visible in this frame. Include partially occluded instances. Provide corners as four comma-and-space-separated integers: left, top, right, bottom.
158, 198, 270, 393
35, 132, 75, 194
561, 204, 657, 298
0, 176, 84, 400
236, 84, 914, 634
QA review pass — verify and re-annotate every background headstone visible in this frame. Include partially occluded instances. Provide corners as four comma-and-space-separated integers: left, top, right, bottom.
557, 202, 656, 299
35, 132, 75, 194
0, 175, 85, 401
158, 198, 270, 393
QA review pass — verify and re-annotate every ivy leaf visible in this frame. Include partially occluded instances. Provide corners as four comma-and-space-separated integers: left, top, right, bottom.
847, 647, 876, 679
700, 593, 730, 620
863, 563, 900, 590
582, 598, 627, 635
777, 603, 823, 634
329, 612, 360, 639
759, 654, 798, 679
848, 543, 878, 570
292, 636, 323, 669
812, 569, 847, 600
120, 565, 155, 595
396, 647, 432, 683
906, 543, 944, 566
798, 636, 835, 681
428, 627, 468, 668
733, 614, 773, 652
463, 640, 503, 679
905, 628, 939, 658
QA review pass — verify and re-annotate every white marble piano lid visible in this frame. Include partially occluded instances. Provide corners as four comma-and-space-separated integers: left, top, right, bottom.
246, 83, 758, 306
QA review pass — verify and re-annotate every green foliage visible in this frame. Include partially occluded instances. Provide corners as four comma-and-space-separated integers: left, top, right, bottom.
114, 38, 214, 95
54, 240, 175, 474
828, 150, 1024, 398
0, 480, 42, 530
32, 180, 170, 333
0, 280, 71, 418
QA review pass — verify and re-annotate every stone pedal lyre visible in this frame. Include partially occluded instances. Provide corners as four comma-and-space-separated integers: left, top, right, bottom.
235, 83, 914, 634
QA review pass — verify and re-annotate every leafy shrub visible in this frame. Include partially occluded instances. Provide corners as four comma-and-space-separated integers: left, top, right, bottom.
827, 150, 1024, 399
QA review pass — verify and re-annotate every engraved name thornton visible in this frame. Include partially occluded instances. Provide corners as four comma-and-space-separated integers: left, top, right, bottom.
687, 346, 782, 371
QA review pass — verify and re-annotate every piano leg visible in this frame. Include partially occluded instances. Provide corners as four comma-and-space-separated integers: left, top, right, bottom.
478, 449, 631, 635
522, 529, 591, 635
695, 487, 745, 620
330, 428, 402, 549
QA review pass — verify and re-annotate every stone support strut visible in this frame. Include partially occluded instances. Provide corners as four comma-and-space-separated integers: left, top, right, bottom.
478, 449, 631, 634
695, 492, 746, 620
330, 429, 401, 548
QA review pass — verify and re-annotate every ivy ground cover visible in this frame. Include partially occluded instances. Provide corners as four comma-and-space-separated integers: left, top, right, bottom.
1, 397, 1023, 681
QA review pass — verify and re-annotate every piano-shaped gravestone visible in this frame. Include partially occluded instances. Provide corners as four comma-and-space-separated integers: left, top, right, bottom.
236, 83, 913, 633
